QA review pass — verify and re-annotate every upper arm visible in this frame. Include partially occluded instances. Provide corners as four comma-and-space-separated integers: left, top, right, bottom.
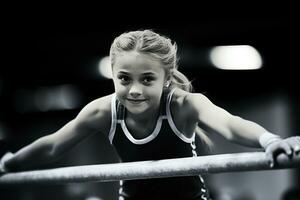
47, 95, 112, 156
186, 93, 234, 140
186, 92, 267, 147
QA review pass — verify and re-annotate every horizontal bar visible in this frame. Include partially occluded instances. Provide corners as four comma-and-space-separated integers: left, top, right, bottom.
0, 152, 299, 185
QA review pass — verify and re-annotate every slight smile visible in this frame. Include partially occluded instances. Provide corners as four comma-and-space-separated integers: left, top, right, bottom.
126, 98, 147, 104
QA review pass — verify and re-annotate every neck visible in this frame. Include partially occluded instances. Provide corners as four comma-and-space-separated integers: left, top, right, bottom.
126, 105, 160, 124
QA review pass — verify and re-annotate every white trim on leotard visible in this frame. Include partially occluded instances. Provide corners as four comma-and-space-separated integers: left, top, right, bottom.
108, 94, 117, 144
120, 115, 164, 145
166, 88, 195, 143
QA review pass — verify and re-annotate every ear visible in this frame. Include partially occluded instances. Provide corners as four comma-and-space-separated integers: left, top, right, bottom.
165, 69, 174, 82
164, 74, 172, 88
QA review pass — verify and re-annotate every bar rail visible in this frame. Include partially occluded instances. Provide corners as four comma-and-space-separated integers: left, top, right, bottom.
0, 152, 299, 185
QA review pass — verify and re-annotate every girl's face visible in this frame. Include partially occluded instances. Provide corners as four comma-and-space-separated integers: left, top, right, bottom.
112, 51, 167, 115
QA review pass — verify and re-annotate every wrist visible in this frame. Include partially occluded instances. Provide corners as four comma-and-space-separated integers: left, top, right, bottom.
0, 152, 14, 173
0, 162, 9, 173
259, 131, 282, 149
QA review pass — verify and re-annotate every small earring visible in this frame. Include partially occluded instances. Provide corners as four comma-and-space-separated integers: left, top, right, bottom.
165, 81, 170, 88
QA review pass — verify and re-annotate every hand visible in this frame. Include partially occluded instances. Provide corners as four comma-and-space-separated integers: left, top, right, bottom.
265, 136, 300, 167
0, 151, 14, 174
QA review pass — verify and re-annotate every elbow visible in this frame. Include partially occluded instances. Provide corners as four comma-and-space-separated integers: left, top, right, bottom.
47, 146, 58, 162
222, 130, 235, 141
36, 136, 59, 162
48, 145, 64, 162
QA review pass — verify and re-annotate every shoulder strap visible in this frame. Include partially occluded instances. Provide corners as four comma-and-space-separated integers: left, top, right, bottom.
108, 94, 118, 144
166, 88, 195, 143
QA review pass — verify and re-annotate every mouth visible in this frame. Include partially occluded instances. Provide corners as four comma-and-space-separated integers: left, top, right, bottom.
126, 98, 147, 104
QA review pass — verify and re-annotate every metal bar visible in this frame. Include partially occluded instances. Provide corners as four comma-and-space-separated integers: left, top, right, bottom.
0, 152, 299, 185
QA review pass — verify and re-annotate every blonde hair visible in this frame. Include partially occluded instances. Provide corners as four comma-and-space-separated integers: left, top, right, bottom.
109, 29, 212, 150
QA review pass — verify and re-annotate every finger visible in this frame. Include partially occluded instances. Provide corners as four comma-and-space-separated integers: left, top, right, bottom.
288, 141, 300, 155
265, 142, 291, 167
284, 137, 300, 155
280, 142, 293, 157
265, 148, 275, 168
294, 144, 300, 154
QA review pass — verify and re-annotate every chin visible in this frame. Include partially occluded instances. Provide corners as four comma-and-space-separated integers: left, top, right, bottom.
126, 104, 149, 114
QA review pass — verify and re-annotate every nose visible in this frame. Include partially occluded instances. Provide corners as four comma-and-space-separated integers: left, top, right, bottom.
129, 83, 142, 98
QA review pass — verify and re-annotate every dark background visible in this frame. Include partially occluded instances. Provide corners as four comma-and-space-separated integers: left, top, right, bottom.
0, 6, 299, 200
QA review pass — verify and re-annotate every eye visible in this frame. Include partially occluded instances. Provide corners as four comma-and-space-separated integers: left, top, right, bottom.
142, 76, 155, 84
117, 75, 131, 84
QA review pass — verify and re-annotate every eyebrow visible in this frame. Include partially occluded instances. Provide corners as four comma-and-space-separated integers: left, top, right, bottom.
142, 72, 156, 76
118, 71, 130, 75
117, 71, 156, 76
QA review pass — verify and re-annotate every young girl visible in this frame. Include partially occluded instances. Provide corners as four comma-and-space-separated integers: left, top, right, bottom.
1, 29, 299, 200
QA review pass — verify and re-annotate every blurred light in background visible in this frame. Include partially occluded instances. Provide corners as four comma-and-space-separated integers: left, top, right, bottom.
85, 196, 103, 200
209, 45, 263, 70
14, 84, 82, 113
98, 56, 112, 79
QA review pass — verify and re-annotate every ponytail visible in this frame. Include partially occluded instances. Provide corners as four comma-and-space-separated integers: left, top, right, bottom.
169, 69, 193, 92
195, 127, 214, 153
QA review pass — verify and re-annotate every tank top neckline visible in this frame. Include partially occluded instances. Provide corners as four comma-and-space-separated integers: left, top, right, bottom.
119, 91, 168, 145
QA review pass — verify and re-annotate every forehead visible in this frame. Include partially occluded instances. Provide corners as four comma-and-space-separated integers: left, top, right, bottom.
113, 51, 165, 74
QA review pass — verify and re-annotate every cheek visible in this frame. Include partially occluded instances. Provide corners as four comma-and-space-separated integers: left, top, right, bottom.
146, 84, 164, 101
150, 81, 164, 93
115, 86, 127, 97
148, 85, 163, 95
113, 81, 127, 96
115, 89, 127, 106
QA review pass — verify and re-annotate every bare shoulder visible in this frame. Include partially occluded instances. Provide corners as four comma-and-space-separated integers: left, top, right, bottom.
170, 89, 199, 120
75, 93, 114, 136
172, 88, 209, 106
80, 94, 113, 116
184, 91, 211, 107
172, 89, 212, 116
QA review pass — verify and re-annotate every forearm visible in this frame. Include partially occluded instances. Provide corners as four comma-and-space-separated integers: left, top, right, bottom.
4, 136, 56, 172
228, 116, 271, 148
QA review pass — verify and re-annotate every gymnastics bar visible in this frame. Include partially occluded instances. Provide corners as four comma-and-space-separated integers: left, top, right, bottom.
0, 152, 299, 185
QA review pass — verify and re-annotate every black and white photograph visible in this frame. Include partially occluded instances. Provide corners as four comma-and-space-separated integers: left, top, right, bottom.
1, 6, 299, 200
